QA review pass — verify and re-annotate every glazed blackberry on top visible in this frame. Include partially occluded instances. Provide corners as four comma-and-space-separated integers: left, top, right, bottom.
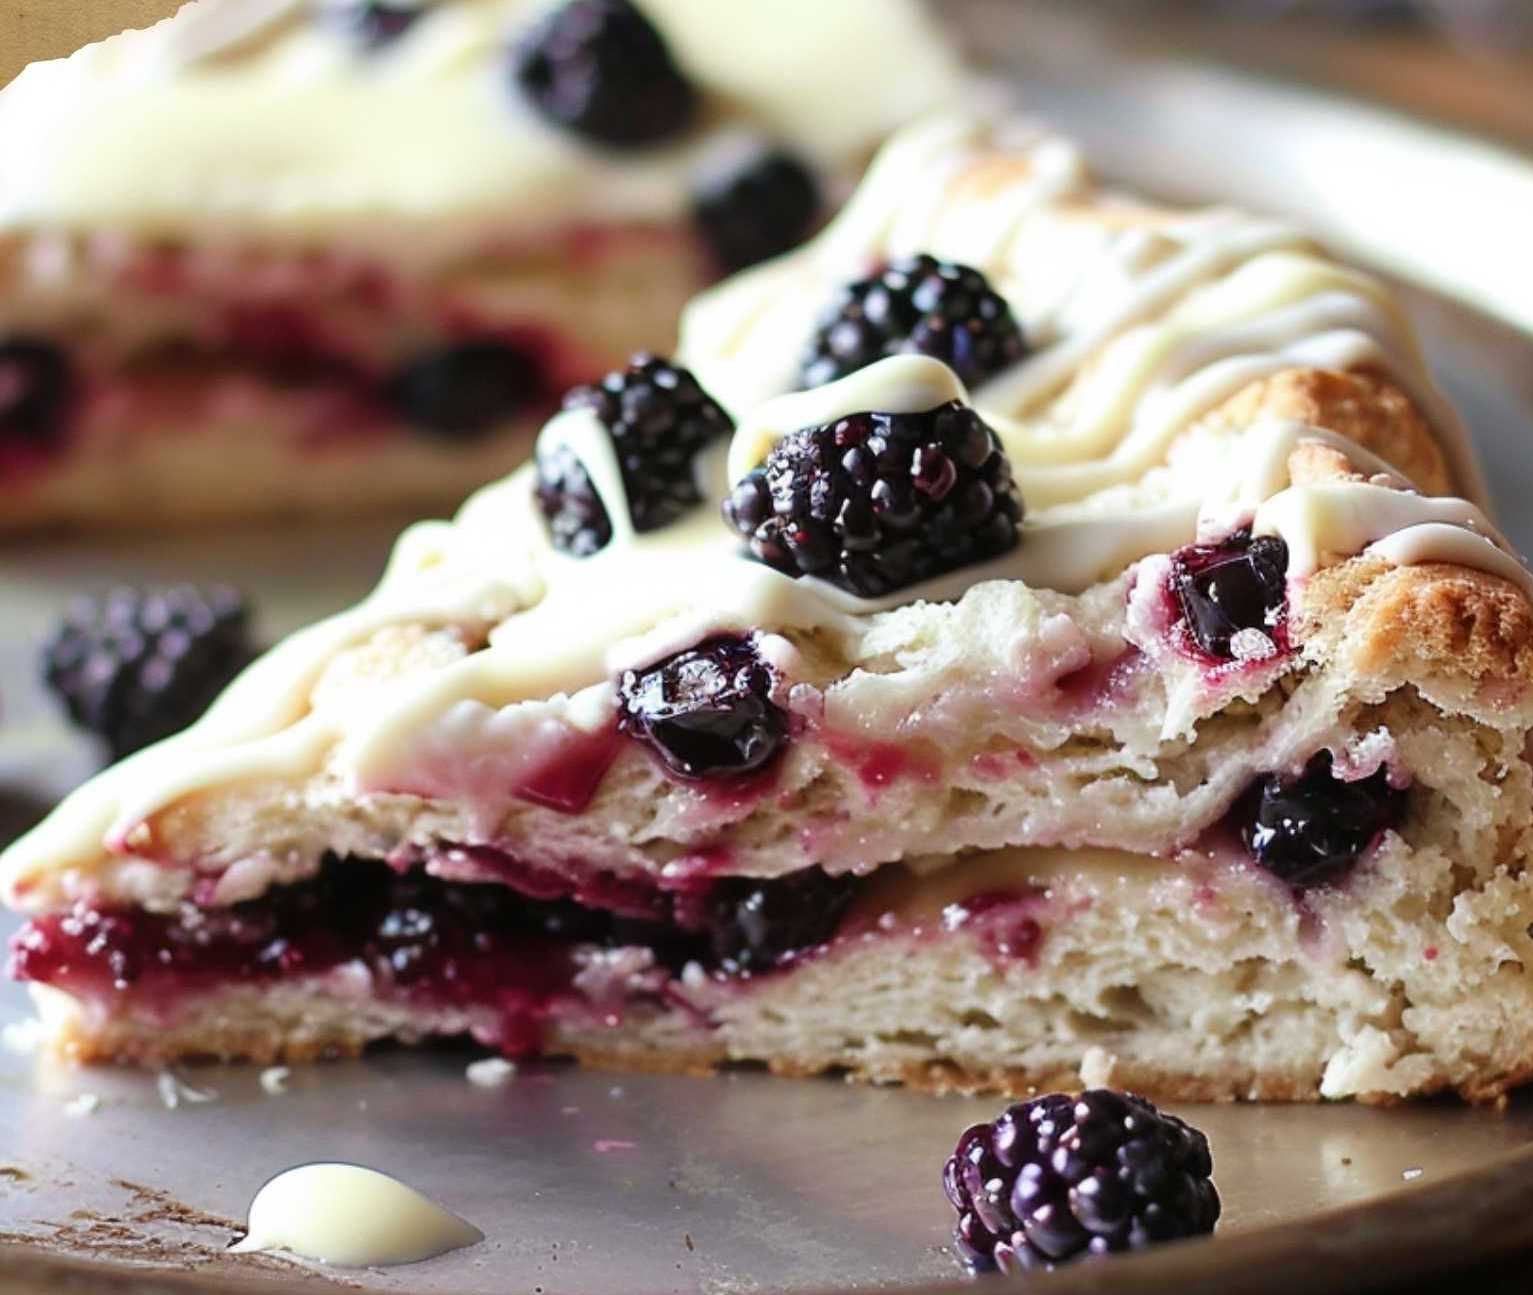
800, 255, 1028, 390
723, 396, 1023, 597
536, 354, 733, 555
7, 113, 1533, 1123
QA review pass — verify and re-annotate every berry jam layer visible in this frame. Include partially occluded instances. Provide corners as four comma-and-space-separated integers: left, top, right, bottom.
0, 224, 702, 513
8, 856, 862, 1055
0, 329, 580, 487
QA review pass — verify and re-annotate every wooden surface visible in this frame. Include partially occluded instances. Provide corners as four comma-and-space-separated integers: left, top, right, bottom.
0, 0, 182, 86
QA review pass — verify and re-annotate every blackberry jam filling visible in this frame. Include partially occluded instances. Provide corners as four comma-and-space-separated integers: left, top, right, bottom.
1170, 530, 1289, 662
384, 341, 550, 440
9, 858, 863, 1035
1235, 752, 1407, 891
0, 335, 73, 457
707, 869, 859, 974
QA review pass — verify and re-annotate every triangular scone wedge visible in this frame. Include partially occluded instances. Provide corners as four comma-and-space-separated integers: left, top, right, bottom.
6, 117, 1533, 1104
0, 0, 959, 529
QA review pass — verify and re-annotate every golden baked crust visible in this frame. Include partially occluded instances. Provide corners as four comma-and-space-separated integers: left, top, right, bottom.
51, 1009, 1533, 1105
1200, 366, 1452, 495
1296, 558, 1533, 727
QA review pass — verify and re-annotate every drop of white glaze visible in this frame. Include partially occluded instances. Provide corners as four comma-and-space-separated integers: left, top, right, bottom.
229, 1163, 482, 1267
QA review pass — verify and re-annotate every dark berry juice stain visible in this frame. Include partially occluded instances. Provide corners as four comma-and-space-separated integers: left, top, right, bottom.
941, 890, 1046, 966
511, 726, 621, 814
1052, 645, 1144, 716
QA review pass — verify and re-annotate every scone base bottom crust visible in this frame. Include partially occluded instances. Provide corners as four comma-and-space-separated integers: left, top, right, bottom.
33, 983, 1334, 1104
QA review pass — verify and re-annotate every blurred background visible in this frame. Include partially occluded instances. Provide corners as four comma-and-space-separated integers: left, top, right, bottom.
5, 0, 1533, 116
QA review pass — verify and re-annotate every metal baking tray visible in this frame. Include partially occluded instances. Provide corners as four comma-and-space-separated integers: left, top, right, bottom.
4, 7, 1533, 1291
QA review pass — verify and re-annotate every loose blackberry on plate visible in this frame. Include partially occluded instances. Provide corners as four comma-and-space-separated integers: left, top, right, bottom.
513, 0, 697, 147
42, 586, 254, 759
800, 255, 1027, 390
944, 1090, 1220, 1272
537, 355, 733, 555
723, 396, 1022, 597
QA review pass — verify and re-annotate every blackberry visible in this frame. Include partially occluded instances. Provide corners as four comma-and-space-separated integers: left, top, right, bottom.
692, 141, 821, 274
512, 0, 697, 148
537, 355, 732, 555
723, 400, 1022, 598
1171, 530, 1290, 660
385, 341, 544, 439
42, 585, 254, 759
707, 867, 859, 973
800, 255, 1027, 390
618, 636, 788, 780
1237, 751, 1407, 890
534, 442, 613, 557
944, 1089, 1220, 1273
323, 0, 421, 47
0, 336, 72, 452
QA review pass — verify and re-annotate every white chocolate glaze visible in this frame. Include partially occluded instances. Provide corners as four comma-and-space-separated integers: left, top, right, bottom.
1260, 487, 1532, 596
1, 115, 1526, 906
680, 115, 1485, 512
0, 0, 962, 249
230, 1163, 482, 1267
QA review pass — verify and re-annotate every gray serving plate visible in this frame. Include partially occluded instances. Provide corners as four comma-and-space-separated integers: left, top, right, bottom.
4, 7, 1533, 1292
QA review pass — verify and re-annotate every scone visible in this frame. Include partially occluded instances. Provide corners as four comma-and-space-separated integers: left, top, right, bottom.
0, 0, 959, 530
7, 115, 1533, 1105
